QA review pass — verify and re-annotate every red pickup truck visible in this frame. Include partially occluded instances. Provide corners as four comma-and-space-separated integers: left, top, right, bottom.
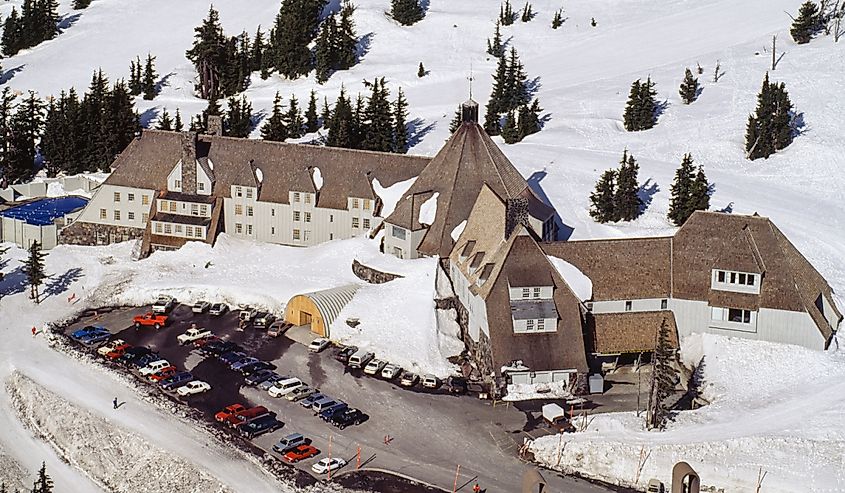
133, 312, 169, 330
214, 403, 246, 423
225, 406, 270, 428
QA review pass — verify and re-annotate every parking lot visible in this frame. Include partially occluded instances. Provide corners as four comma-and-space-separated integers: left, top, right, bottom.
63, 303, 617, 493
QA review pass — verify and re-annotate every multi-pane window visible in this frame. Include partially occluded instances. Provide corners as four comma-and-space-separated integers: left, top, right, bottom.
174, 180, 181, 189
99, 209, 107, 220
142, 195, 149, 205
175, 224, 183, 233
293, 229, 301, 240
363, 218, 370, 229
235, 186, 243, 197
246, 188, 253, 199
114, 192, 120, 202
304, 212, 311, 222
526, 319, 535, 330
294, 211, 301, 221
195, 227, 203, 238
352, 217, 360, 228
304, 230, 311, 242
142, 213, 149, 223
200, 205, 208, 216
169, 202, 176, 212
155, 223, 162, 233
128, 211, 135, 221
235, 204, 243, 215
728, 308, 752, 323
715, 270, 756, 286
271, 209, 275, 217
271, 227, 276, 235
293, 192, 301, 202
363, 199, 371, 211
304, 194, 311, 204
533, 287, 541, 298
330, 214, 334, 223
391, 226, 405, 240
113, 210, 121, 221
128, 193, 135, 201
247, 206, 254, 217
198, 182, 205, 191
186, 227, 193, 238
235, 223, 243, 234
247, 224, 253, 235
352, 198, 359, 209
191, 204, 199, 216
537, 319, 545, 330
164, 224, 172, 234
522, 288, 530, 299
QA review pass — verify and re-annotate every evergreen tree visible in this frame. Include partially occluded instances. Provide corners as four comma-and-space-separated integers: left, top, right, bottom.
250, 26, 265, 72
517, 99, 541, 140
623, 78, 657, 131
128, 57, 142, 96
224, 95, 252, 138
449, 107, 462, 133
269, 0, 327, 79
305, 90, 319, 133
2, 9, 20, 56
1, 0, 59, 56
320, 96, 331, 128
417, 62, 425, 78
500, 0, 515, 26
362, 78, 393, 152
648, 318, 677, 430
327, 87, 355, 148
552, 9, 565, 29
336, 2, 358, 70
314, 13, 336, 84
157, 108, 173, 131
261, 92, 288, 141
392, 87, 409, 153
520, 2, 533, 22
791, 1, 820, 44
174, 108, 184, 131
500, 110, 519, 144
6, 91, 44, 184
142, 54, 157, 100
100, 80, 140, 170
73, 0, 93, 8
487, 20, 505, 57
390, 0, 425, 26
284, 94, 304, 138
31, 461, 54, 493
746, 73, 794, 160
502, 47, 529, 112
667, 153, 696, 226
688, 165, 710, 219
24, 241, 46, 302
589, 169, 617, 223
185, 6, 228, 99
679, 68, 699, 105
614, 150, 642, 221
0, 88, 18, 181
484, 54, 508, 135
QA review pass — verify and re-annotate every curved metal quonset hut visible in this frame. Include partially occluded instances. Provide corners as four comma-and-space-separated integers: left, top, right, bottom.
284, 284, 361, 337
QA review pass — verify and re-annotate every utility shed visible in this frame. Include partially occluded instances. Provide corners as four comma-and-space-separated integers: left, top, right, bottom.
284, 284, 361, 338
0, 196, 89, 249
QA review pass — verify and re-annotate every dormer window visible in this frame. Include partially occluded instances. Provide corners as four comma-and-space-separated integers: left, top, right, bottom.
460, 241, 476, 262
235, 186, 243, 198
198, 182, 205, 192
712, 269, 761, 294
293, 192, 301, 203
246, 188, 253, 199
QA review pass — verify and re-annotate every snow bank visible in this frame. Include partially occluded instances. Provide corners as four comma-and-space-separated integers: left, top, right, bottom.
418, 192, 439, 226
450, 220, 467, 242
312, 167, 323, 190
255, 167, 264, 183
372, 176, 416, 219
504, 381, 574, 402
547, 255, 592, 301
6, 371, 233, 493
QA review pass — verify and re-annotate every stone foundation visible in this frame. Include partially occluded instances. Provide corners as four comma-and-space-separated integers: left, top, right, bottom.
60, 221, 144, 246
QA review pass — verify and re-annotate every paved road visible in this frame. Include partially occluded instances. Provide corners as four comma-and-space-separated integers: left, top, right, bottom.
68, 305, 617, 493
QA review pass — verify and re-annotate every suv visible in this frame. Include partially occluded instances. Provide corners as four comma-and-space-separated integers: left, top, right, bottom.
334, 345, 358, 364
253, 312, 276, 329
238, 307, 258, 323
209, 303, 229, 316
347, 350, 374, 369
225, 406, 269, 428
272, 433, 307, 454
268, 378, 304, 398
152, 295, 176, 314
139, 359, 171, 376
238, 414, 283, 439
215, 404, 247, 423
191, 301, 211, 313
319, 402, 348, 421
268, 321, 292, 338
160, 372, 193, 391
329, 408, 366, 429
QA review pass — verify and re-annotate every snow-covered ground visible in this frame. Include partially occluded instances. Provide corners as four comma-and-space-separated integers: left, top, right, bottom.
1, 0, 844, 490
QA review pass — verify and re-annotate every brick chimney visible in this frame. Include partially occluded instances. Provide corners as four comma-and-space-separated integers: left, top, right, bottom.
206, 115, 223, 136
181, 131, 197, 194
504, 197, 529, 239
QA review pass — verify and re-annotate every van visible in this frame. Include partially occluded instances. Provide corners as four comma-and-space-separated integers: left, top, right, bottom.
268, 377, 304, 398
253, 312, 276, 328
347, 350, 375, 369
311, 397, 338, 413
272, 433, 307, 454
140, 359, 171, 376
421, 374, 440, 389
239, 307, 257, 322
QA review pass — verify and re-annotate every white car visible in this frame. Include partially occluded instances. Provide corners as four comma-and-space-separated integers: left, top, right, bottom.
421, 374, 440, 389
308, 338, 330, 353
177, 327, 212, 345
191, 301, 211, 313
363, 359, 387, 376
96, 339, 126, 356
176, 380, 211, 396
152, 295, 176, 314
209, 303, 229, 316
311, 457, 346, 475
268, 377, 304, 398
381, 364, 402, 380
139, 360, 171, 376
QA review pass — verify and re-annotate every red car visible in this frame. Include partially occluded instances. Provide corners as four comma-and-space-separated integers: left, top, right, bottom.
148, 366, 178, 382
193, 335, 221, 348
226, 406, 270, 428
283, 445, 319, 463
214, 403, 246, 423
105, 344, 132, 360
133, 312, 169, 330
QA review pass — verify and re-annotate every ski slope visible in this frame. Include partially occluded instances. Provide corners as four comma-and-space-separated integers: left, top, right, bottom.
1, 0, 845, 491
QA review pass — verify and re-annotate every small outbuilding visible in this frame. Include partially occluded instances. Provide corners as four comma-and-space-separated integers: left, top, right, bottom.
284, 284, 361, 337
0, 196, 89, 249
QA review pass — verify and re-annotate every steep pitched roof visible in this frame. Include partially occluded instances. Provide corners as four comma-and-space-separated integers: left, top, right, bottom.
589, 311, 679, 354
387, 121, 552, 257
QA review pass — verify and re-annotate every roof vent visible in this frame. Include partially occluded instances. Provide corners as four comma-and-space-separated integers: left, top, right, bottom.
461, 99, 479, 124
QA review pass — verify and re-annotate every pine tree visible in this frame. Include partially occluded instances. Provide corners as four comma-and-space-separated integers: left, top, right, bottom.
648, 318, 677, 430
449, 107, 462, 133
520, 2, 533, 22
261, 92, 288, 142
589, 169, 617, 223
637, 76, 657, 130
269, 0, 327, 79
614, 151, 642, 221
31, 461, 54, 493
73, 0, 94, 8
688, 165, 710, 219
142, 54, 157, 100
320, 96, 331, 128
392, 87, 409, 153
500, 110, 519, 144
174, 108, 184, 131
224, 95, 253, 138
305, 90, 319, 133
157, 108, 173, 131
667, 153, 696, 226
327, 87, 355, 148
314, 13, 336, 84
1, 0, 58, 56
6, 91, 44, 184
362, 78, 393, 152
336, 2, 358, 70
390, 0, 425, 26
128, 57, 142, 96
746, 73, 794, 160
0, 88, 18, 180
517, 99, 541, 140
679, 68, 699, 105
24, 241, 46, 302
791, 1, 820, 44
500, 0, 515, 26
284, 95, 304, 138
502, 47, 529, 112
487, 20, 505, 57
552, 9, 565, 29
250, 26, 265, 73
417, 62, 425, 78
185, 6, 228, 99
2, 9, 21, 57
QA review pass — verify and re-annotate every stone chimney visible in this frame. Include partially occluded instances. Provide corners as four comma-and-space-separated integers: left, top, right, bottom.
461, 99, 479, 124
504, 197, 529, 239
206, 115, 223, 136
181, 131, 198, 195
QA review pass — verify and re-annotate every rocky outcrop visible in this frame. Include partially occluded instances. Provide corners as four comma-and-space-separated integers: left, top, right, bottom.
351, 260, 402, 284
59, 221, 144, 246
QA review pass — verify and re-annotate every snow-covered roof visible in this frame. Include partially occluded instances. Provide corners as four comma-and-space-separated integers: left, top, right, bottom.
418, 192, 439, 225
547, 255, 593, 301
296, 284, 361, 335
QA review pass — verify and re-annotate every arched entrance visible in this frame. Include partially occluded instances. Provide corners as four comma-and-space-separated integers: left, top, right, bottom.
671, 462, 700, 493
284, 284, 361, 338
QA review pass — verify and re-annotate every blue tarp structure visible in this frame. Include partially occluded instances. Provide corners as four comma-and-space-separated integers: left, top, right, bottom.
0, 196, 89, 226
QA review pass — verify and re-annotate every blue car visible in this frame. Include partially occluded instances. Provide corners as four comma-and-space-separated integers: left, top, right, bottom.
70, 325, 108, 342
132, 352, 161, 369
219, 351, 247, 365
231, 357, 260, 371
300, 392, 325, 409
79, 331, 112, 346
319, 402, 348, 421
244, 369, 276, 386
160, 372, 194, 391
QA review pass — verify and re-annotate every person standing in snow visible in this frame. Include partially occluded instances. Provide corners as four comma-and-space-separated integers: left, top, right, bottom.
113, 397, 119, 409
31, 327, 37, 337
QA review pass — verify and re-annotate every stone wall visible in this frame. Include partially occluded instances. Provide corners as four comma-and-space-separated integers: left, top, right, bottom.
180, 132, 197, 194
351, 260, 402, 284
60, 221, 144, 246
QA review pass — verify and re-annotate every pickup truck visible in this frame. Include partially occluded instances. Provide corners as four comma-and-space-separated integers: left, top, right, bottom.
152, 295, 176, 314
177, 328, 213, 345
97, 339, 127, 356
133, 313, 169, 330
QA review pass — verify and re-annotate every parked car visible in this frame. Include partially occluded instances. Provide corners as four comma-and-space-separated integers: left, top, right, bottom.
347, 350, 375, 369
97, 339, 127, 356
215, 404, 247, 423
268, 321, 292, 338
421, 374, 440, 389
81, 331, 112, 345
308, 337, 331, 353
238, 307, 258, 323
329, 408, 366, 430
381, 363, 402, 380
203, 341, 241, 358
231, 357, 260, 371
646, 479, 665, 493
257, 373, 286, 391
318, 402, 348, 421
177, 327, 213, 345
446, 376, 469, 395
118, 347, 153, 366
253, 312, 276, 329
310, 397, 339, 414
268, 378, 304, 398
193, 335, 220, 348
191, 301, 211, 313
176, 380, 211, 396
238, 414, 283, 439
244, 369, 277, 386
104, 344, 132, 361
148, 366, 178, 382
225, 406, 270, 428
139, 360, 171, 376
272, 433, 307, 454
363, 359, 387, 376
239, 361, 272, 376
219, 351, 247, 366
282, 445, 319, 463
286, 385, 316, 402
209, 303, 229, 316
133, 312, 168, 330
311, 457, 346, 475
399, 372, 419, 388
71, 325, 108, 341
334, 345, 358, 364
299, 392, 325, 409
160, 372, 193, 391
151, 295, 176, 314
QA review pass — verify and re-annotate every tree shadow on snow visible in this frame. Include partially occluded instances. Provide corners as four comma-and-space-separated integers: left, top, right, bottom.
58, 13, 82, 31
322, 0, 342, 18
637, 178, 659, 215
791, 111, 807, 137
418, 0, 431, 13
0, 266, 27, 300
43, 267, 84, 300
525, 76, 542, 100
0, 65, 26, 85
527, 170, 574, 241
654, 100, 670, 120
356, 33, 374, 64
718, 201, 734, 214
139, 108, 159, 129
155, 72, 176, 95
407, 118, 435, 148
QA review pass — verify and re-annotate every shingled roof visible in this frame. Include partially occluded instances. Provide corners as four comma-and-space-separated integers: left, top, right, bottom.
386, 107, 554, 258
104, 130, 430, 211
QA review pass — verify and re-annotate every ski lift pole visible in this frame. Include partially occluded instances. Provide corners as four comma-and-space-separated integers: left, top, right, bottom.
452, 464, 461, 493
356, 444, 361, 470
328, 434, 333, 481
